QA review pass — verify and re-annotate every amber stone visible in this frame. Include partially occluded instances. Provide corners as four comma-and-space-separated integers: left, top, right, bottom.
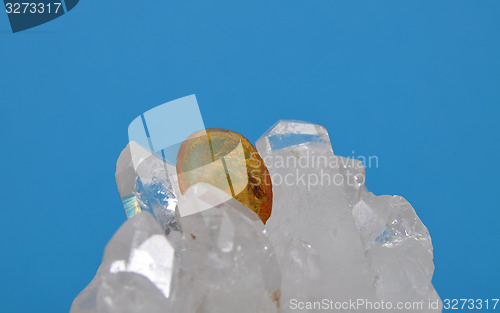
176, 128, 273, 224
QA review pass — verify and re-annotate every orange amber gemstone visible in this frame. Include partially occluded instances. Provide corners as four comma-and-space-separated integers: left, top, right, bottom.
176, 129, 273, 224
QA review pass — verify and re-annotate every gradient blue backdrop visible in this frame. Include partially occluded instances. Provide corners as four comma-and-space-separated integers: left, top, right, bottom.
1, 1, 499, 312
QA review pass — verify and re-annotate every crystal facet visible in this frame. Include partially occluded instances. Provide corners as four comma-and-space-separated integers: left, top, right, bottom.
176, 129, 273, 224
115, 142, 180, 236
70, 212, 175, 313
352, 192, 441, 309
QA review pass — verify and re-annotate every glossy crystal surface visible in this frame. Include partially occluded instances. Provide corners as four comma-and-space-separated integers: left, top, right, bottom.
176, 129, 273, 223
115, 142, 180, 236
70, 212, 175, 313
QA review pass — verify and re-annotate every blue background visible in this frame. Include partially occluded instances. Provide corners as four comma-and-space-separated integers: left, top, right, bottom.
0, 1, 499, 312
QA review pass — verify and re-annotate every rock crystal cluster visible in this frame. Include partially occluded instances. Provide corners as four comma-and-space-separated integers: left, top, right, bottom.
71, 120, 441, 313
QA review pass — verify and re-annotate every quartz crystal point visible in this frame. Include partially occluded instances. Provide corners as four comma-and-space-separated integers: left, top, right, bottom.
115, 141, 180, 237
172, 183, 281, 313
256, 120, 378, 311
70, 212, 175, 313
352, 192, 442, 311
337, 156, 442, 311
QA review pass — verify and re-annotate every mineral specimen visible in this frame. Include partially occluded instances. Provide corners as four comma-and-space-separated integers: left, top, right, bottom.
72, 118, 442, 313
176, 128, 273, 224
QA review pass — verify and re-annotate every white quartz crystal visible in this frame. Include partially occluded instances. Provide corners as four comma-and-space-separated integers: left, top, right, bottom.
171, 183, 281, 313
73, 120, 441, 313
257, 121, 378, 312
115, 141, 180, 237
352, 193, 441, 311
71, 184, 281, 313
257, 120, 441, 312
70, 212, 174, 313
337, 152, 442, 311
